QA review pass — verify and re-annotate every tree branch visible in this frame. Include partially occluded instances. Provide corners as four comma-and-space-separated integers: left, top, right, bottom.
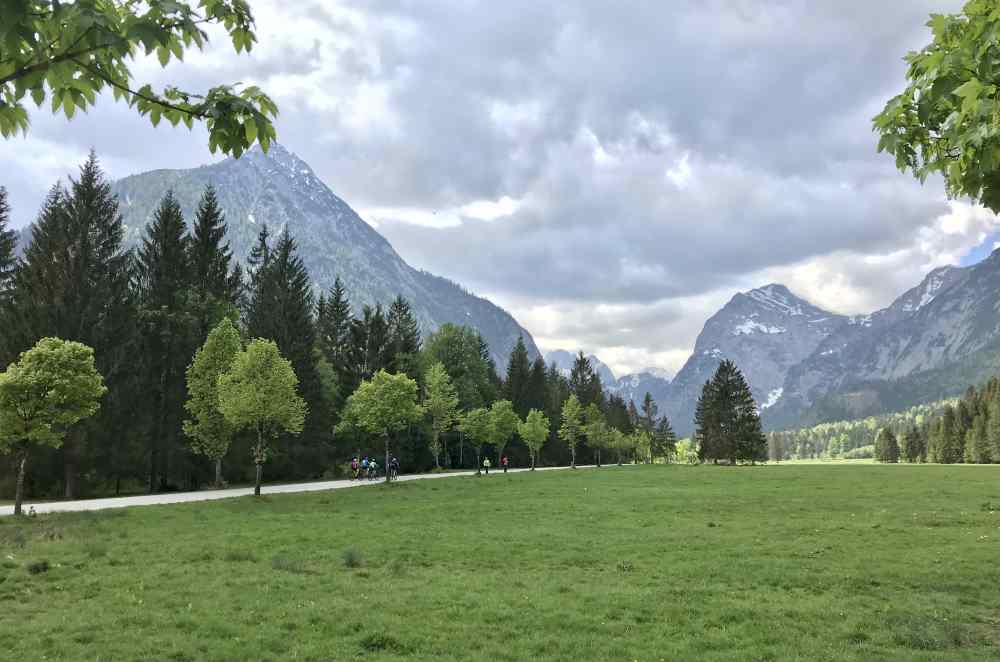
71, 58, 209, 120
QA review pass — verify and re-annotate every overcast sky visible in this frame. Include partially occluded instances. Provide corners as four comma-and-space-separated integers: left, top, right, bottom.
3, 0, 996, 377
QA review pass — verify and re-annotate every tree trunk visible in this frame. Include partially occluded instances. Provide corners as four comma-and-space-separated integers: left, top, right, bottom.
214, 458, 223, 487
597, 449, 601, 468
530, 451, 535, 471
254, 425, 264, 496
14, 450, 28, 517
476, 449, 481, 476
433, 432, 440, 469
571, 446, 576, 469
384, 433, 390, 485
63, 428, 82, 499
459, 432, 464, 468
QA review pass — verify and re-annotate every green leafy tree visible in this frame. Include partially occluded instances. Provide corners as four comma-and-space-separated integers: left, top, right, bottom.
489, 399, 520, 466
336, 370, 423, 484
874, 427, 900, 463
183, 317, 242, 486
558, 393, 584, 468
632, 429, 652, 464
0, 338, 106, 515
873, 2, 1000, 213
518, 409, 549, 470
0, 0, 277, 156
459, 407, 493, 476
217, 339, 306, 495
424, 362, 459, 469
609, 427, 626, 465
583, 403, 610, 467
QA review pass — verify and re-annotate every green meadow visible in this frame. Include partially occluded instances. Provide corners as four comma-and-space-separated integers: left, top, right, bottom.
2, 465, 999, 661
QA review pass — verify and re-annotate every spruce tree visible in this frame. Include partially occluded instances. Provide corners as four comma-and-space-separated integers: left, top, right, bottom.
569, 352, 603, 407
343, 304, 390, 393
387, 295, 421, 379
900, 426, 923, 463
136, 190, 195, 492
0, 187, 18, 364
525, 357, 548, 415
695, 360, 764, 464
504, 335, 532, 417
988, 402, 1000, 462
317, 276, 353, 384
656, 416, 678, 462
14, 154, 135, 498
188, 185, 240, 340
874, 427, 900, 463
965, 414, 991, 464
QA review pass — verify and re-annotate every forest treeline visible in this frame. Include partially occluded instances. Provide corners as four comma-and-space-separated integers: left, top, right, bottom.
0, 154, 681, 500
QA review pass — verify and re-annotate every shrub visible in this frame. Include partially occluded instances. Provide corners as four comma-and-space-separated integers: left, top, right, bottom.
27, 560, 50, 575
342, 547, 363, 568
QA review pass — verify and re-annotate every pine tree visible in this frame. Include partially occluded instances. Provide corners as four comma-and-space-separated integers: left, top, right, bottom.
317, 276, 352, 383
0, 186, 18, 364
14, 154, 135, 498
343, 304, 390, 393
694, 379, 716, 463
695, 360, 764, 464
656, 416, 678, 462
965, 414, 991, 464
136, 190, 195, 492
525, 357, 548, 415
569, 352, 603, 408
504, 335, 532, 417
386, 295, 421, 379
900, 426, 923, 463
188, 185, 240, 340
988, 402, 1000, 462
874, 427, 900, 463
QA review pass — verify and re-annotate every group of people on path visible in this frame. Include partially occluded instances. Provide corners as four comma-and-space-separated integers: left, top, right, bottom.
350, 455, 400, 481
481, 455, 510, 475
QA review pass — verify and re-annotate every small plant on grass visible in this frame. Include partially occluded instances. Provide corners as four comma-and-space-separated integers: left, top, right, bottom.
342, 547, 364, 568
27, 560, 50, 575
224, 550, 258, 563
271, 555, 309, 574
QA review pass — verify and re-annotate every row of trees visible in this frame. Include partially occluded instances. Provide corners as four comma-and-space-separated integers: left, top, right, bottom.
765, 400, 950, 462
0, 157, 682, 501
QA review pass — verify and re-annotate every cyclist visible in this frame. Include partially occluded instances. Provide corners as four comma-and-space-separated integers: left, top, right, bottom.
389, 456, 400, 481
350, 456, 360, 480
368, 459, 379, 481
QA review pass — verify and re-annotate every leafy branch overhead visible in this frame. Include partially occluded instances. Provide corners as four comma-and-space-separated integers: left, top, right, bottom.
873, 1, 1000, 212
0, 0, 277, 156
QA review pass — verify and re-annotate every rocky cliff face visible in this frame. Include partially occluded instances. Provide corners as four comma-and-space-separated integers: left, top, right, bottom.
664, 284, 846, 436
110, 144, 539, 368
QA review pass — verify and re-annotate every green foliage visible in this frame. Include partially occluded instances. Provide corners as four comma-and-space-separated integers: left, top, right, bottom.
488, 399, 520, 462
873, 1, 1000, 213
217, 338, 306, 465
569, 352, 603, 408
0, 0, 277, 156
183, 318, 242, 464
518, 408, 549, 468
695, 360, 766, 464
386, 296, 421, 380
0, 337, 106, 450
423, 362, 459, 468
504, 335, 532, 417
421, 324, 495, 411
336, 370, 423, 441
459, 406, 493, 471
874, 427, 900, 463
558, 394, 584, 467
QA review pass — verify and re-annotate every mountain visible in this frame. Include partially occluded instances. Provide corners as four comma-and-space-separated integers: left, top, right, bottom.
109, 144, 539, 368
768, 256, 1000, 428
608, 371, 672, 411
544, 349, 617, 385
664, 284, 848, 436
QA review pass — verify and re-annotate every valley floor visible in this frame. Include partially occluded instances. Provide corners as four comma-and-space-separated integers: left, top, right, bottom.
1, 465, 999, 661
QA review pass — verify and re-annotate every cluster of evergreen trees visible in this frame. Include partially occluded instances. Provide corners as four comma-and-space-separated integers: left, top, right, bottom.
693, 360, 766, 464
918, 378, 1000, 464
0, 154, 681, 500
765, 400, 949, 461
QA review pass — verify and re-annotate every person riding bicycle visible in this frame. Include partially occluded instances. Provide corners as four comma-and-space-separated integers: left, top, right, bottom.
368, 459, 379, 480
390, 456, 400, 480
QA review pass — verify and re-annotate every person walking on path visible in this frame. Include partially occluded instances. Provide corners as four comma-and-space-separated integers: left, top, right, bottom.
483, 457, 491, 475
501, 455, 509, 473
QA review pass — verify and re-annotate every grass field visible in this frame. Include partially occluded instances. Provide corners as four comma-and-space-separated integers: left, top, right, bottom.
2, 465, 999, 661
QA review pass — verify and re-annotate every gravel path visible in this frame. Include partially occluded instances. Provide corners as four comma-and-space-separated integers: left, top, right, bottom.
0, 464, 598, 516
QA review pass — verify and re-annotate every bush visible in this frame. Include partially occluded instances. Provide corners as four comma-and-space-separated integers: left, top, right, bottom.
342, 547, 363, 568
843, 445, 874, 460
27, 560, 50, 575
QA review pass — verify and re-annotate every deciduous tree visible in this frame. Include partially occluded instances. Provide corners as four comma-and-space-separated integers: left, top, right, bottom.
518, 409, 549, 470
558, 394, 584, 468
423, 362, 459, 469
0, 338, 105, 515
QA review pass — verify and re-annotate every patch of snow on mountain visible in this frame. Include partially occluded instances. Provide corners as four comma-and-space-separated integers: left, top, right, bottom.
746, 285, 804, 316
761, 387, 783, 409
918, 273, 945, 310
733, 320, 786, 335
849, 314, 873, 327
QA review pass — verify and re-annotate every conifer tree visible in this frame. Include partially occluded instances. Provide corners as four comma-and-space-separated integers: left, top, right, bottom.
656, 416, 678, 462
343, 304, 390, 393
504, 335, 532, 417
694, 360, 764, 464
14, 154, 134, 497
525, 357, 548, 415
0, 187, 18, 364
965, 415, 991, 464
387, 295, 422, 379
900, 426, 923, 463
136, 190, 195, 492
989, 402, 1000, 462
569, 352, 603, 408
874, 427, 900, 463
317, 276, 352, 382
188, 186, 240, 340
